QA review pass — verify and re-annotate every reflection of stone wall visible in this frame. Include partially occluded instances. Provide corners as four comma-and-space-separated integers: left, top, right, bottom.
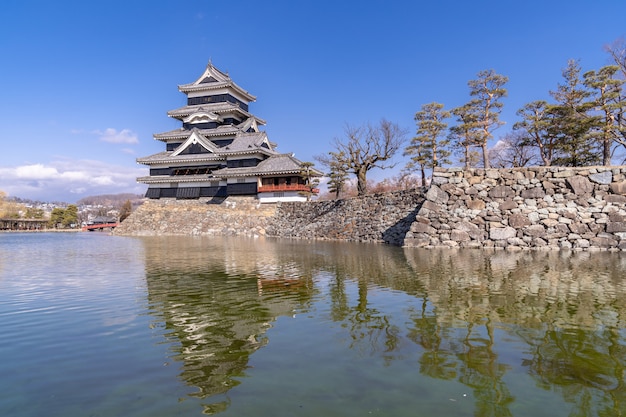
401, 248, 626, 330
405, 166, 626, 250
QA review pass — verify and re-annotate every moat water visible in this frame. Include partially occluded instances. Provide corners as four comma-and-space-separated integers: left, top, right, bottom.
1, 232, 625, 416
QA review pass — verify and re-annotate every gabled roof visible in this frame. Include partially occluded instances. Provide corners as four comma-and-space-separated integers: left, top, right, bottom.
137, 131, 275, 165
178, 62, 256, 102
154, 117, 264, 142
167, 102, 255, 120
220, 132, 277, 156
171, 130, 219, 156
213, 154, 323, 178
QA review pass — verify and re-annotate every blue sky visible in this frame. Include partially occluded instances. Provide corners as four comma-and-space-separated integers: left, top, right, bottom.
1, 0, 625, 202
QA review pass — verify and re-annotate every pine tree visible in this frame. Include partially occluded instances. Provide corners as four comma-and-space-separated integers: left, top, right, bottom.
326, 152, 349, 199
449, 102, 481, 169
513, 100, 557, 166
467, 69, 509, 169
62, 205, 78, 228
403, 102, 450, 184
548, 59, 600, 166
299, 162, 320, 201
583, 65, 626, 165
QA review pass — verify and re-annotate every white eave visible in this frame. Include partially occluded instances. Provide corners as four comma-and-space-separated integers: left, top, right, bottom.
137, 175, 221, 184
136, 153, 224, 165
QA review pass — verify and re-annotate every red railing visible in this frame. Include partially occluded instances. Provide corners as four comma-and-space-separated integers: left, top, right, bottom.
258, 184, 319, 193
82, 222, 118, 231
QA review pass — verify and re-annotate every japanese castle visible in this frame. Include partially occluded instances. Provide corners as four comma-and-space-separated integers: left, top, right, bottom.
137, 62, 321, 203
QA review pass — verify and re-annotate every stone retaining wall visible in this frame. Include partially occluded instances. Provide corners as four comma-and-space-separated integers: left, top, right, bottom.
267, 189, 425, 245
113, 197, 277, 237
115, 166, 626, 251
404, 166, 626, 250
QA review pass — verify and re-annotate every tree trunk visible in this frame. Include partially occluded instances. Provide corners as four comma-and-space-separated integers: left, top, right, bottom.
356, 168, 367, 196
604, 136, 611, 166
482, 142, 491, 169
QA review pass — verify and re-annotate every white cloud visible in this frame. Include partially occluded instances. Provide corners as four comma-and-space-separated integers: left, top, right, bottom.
0, 158, 147, 202
14, 164, 59, 179
94, 128, 139, 144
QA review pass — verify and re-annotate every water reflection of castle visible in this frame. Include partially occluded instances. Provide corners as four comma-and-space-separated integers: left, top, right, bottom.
141, 236, 317, 412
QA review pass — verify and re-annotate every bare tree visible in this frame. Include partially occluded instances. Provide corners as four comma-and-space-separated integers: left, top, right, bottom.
119, 200, 132, 222
488, 131, 539, 168
322, 119, 407, 196
605, 37, 626, 77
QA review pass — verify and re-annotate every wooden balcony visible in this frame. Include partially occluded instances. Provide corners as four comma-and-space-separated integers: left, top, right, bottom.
258, 184, 320, 193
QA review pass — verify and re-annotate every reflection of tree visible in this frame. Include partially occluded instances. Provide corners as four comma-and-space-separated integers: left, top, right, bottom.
520, 326, 626, 416
141, 236, 626, 415
457, 320, 514, 417
349, 277, 400, 357
401, 248, 626, 417
408, 298, 458, 380
327, 266, 400, 359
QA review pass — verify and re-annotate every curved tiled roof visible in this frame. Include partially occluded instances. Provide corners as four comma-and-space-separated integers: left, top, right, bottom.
177, 62, 256, 102
136, 151, 225, 165
153, 117, 266, 141
137, 174, 221, 184
219, 132, 276, 155
167, 102, 250, 119
213, 154, 323, 178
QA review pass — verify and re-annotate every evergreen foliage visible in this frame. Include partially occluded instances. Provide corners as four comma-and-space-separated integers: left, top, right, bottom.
467, 69, 509, 169
403, 102, 450, 185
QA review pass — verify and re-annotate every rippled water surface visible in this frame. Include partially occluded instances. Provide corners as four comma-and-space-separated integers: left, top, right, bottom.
1, 232, 625, 416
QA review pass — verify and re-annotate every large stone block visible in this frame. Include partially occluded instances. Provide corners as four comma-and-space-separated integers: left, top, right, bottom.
524, 225, 547, 238
607, 222, 626, 233
425, 185, 449, 204
456, 220, 483, 239
605, 194, 626, 203
589, 171, 613, 185
566, 175, 594, 195
590, 236, 618, 248
509, 213, 531, 228
411, 223, 437, 234
568, 222, 589, 234
450, 230, 471, 241
488, 185, 515, 199
490, 226, 517, 240
610, 181, 626, 195
520, 187, 546, 199
498, 199, 517, 210
466, 198, 486, 210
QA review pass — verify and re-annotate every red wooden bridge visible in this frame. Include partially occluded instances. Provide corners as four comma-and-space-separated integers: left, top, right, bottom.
82, 222, 118, 231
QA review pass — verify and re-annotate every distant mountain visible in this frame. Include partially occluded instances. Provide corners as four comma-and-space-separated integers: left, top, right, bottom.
76, 193, 144, 207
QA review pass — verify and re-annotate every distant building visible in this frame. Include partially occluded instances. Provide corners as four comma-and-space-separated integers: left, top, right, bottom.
137, 62, 322, 203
